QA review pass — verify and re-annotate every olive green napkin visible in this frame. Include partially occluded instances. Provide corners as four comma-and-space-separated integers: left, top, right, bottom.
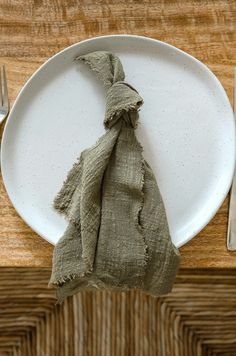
49, 51, 180, 303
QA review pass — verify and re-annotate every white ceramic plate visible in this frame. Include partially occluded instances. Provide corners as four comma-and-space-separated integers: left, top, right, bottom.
1, 35, 235, 247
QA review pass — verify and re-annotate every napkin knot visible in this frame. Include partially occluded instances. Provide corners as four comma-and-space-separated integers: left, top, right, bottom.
105, 81, 143, 129
76, 51, 143, 129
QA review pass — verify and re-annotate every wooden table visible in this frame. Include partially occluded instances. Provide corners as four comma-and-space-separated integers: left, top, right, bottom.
0, 0, 236, 269
2, 2, 236, 355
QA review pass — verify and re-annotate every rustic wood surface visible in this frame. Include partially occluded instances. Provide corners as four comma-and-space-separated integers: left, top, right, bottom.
0, 0, 236, 268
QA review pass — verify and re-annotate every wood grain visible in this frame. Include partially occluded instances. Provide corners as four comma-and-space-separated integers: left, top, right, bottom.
0, 0, 236, 268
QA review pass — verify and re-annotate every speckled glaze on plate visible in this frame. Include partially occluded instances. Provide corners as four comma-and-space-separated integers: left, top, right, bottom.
1, 35, 235, 247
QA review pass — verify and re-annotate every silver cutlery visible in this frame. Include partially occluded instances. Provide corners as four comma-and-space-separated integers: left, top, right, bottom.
227, 68, 236, 251
0, 65, 9, 124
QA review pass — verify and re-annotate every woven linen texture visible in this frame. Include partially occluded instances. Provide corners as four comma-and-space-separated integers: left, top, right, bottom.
49, 51, 180, 302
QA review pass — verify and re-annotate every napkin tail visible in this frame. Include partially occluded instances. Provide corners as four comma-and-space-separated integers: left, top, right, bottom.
50, 122, 122, 287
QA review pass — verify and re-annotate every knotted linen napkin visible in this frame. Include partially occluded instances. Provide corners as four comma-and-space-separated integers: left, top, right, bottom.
49, 51, 180, 303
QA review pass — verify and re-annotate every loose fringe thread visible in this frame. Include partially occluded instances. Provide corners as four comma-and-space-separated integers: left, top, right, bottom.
135, 139, 149, 276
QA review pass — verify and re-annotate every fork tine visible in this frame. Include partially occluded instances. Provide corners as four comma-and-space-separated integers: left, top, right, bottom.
2, 65, 8, 111
0, 68, 2, 108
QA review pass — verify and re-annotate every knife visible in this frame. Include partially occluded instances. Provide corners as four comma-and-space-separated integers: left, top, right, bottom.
227, 68, 236, 251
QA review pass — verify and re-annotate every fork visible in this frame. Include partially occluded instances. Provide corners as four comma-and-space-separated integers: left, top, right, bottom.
0, 65, 9, 124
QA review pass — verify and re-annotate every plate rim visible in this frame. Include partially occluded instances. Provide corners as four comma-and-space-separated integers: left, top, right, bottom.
1, 34, 235, 247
